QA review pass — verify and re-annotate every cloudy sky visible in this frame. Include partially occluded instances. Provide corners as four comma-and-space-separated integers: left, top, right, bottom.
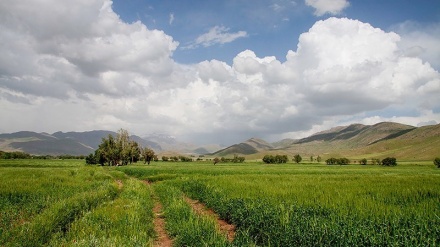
1, 0, 439, 145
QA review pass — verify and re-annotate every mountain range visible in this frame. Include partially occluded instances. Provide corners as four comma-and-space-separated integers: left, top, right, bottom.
213, 122, 440, 161
0, 130, 218, 156
0, 122, 439, 160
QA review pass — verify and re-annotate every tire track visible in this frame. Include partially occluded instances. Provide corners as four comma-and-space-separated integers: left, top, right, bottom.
143, 180, 173, 247
184, 196, 236, 242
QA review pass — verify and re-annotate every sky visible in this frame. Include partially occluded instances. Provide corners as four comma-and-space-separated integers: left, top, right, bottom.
1, 0, 440, 145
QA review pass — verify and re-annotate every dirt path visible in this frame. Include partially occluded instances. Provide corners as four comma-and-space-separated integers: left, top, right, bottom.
142, 180, 173, 247
184, 196, 236, 242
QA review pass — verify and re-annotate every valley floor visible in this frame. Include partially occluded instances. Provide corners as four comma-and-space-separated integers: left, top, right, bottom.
1, 159, 439, 246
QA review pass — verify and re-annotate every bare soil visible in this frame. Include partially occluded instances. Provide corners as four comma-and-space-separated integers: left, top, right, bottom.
142, 180, 173, 247
184, 196, 236, 242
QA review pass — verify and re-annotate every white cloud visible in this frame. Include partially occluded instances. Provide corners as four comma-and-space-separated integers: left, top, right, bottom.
392, 21, 440, 71
0, 0, 178, 98
169, 13, 175, 25
183, 26, 248, 49
305, 0, 349, 16
0, 0, 438, 145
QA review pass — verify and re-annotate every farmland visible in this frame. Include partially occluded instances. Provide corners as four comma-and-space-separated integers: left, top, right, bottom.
1, 159, 439, 246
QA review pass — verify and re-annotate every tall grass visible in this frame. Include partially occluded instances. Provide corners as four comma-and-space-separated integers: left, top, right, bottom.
48, 178, 155, 246
153, 182, 236, 247
0, 160, 115, 245
120, 162, 440, 246
12, 182, 118, 247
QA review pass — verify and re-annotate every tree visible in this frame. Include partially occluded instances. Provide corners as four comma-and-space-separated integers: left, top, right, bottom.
162, 156, 169, 162
434, 158, 440, 168
128, 140, 141, 164
310, 155, 314, 162
232, 154, 245, 163
371, 158, 381, 165
326, 158, 338, 165
98, 134, 119, 166
85, 153, 97, 165
213, 157, 220, 165
316, 155, 322, 163
141, 147, 155, 165
338, 157, 350, 165
381, 157, 397, 166
116, 129, 131, 165
293, 154, 302, 164
262, 155, 288, 164
360, 158, 367, 165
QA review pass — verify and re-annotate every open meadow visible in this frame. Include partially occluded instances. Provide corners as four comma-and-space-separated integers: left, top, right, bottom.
1, 159, 439, 246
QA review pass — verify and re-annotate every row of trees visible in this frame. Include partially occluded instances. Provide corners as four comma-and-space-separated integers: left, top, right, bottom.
325, 157, 351, 165
213, 155, 246, 165
0, 151, 88, 160
86, 129, 155, 166
325, 157, 398, 166
162, 156, 193, 162
262, 154, 289, 164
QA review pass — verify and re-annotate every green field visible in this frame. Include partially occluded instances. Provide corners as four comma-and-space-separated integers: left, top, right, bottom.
1, 159, 439, 246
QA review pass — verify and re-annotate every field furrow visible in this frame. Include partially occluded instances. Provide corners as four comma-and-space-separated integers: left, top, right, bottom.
184, 196, 236, 243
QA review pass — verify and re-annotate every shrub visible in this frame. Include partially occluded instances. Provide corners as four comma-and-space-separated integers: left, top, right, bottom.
326, 157, 350, 165
262, 155, 288, 164
371, 158, 381, 165
293, 154, 302, 164
381, 157, 397, 166
434, 158, 440, 168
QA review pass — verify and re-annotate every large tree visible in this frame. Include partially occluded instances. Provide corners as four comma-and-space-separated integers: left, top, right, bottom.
87, 129, 143, 166
141, 147, 155, 165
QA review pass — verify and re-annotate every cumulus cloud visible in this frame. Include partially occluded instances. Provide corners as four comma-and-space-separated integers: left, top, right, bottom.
0, 0, 178, 98
305, 0, 350, 16
183, 26, 248, 49
0, 0, 438, 145
392, 21, 440, 71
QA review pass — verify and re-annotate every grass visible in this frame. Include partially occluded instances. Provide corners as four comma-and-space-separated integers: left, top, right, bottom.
2, 159, 439, 246
0, 160, 155, 246
48, 178, 155, 246
153, 182, 235, 247
120, 161, 440, 246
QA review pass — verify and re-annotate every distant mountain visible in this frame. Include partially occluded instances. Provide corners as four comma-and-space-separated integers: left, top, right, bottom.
52, 130, 114, 149
212, 138, 273, 156
271, 138, 298, 148
0, 131, 94, 155
144, 133, 222, 154
212, 122, 439, 160
296, 122, 416, 147
0, 130, 161, 155
1, 121, 438, 159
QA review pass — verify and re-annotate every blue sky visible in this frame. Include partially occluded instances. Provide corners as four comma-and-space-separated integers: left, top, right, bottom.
112, 0, 440, 64
0, 0, 439, 145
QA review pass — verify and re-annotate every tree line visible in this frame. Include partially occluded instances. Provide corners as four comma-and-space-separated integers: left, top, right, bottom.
86, 129, 155, 166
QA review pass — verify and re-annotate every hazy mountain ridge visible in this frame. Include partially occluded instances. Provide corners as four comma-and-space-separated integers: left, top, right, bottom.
213, 122, 439, 160
212, 138, 274, 156
0, 130, 219, 156
0, 122, 438, 159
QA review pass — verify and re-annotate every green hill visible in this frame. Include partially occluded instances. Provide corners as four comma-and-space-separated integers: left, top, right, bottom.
213, 122, 439, 161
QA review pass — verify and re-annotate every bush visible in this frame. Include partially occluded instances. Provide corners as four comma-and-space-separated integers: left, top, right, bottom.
371, 158, 381, 165
381, 157, 397, 166
325, 157, 350, 165
85, 153, 98, 165
293, 154, 302, 164
434, 158, 440, 168
360, 158, 367, 165
262, 155, 288, 164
